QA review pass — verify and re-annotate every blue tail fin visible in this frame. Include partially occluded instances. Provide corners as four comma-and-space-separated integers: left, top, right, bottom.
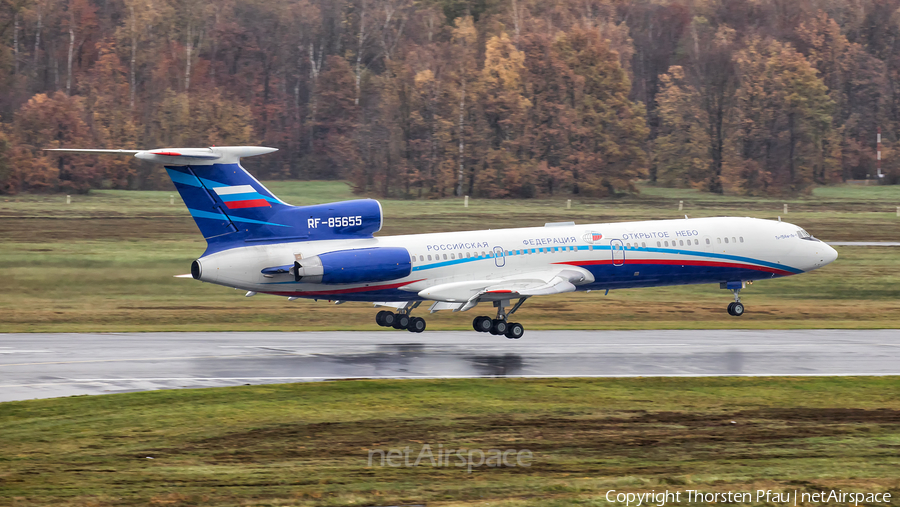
166, 161, 383, 254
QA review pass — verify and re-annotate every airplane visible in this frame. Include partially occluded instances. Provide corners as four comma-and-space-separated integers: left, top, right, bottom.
47, 146, 839, 338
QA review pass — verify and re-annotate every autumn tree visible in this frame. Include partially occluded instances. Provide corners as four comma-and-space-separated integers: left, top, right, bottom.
680, 19, 739, 193
654, 65, 710, 188
731, 38, 836, 194
474, 32, 530, 197
555, 27, 648, 195
795, 12, 886, 181
13, 91, 95, 192
311, 56, 360, 181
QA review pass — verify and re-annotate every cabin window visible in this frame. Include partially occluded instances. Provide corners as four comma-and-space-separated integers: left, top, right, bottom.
678, 240, 683, 246
706, 238, 710, 245
418, 255, 423, 261
642, 242, 646, 248
664, 241, 669, 247
740, 237, 744, 243
465, 252, 470, 258
717, 238, 722, 244
724, 237, 729, 244
694, 239, 699, 245
450, 253, 455, 259
427, 255, 432, 261
440, 254, 445, 260
732, 237, 737, 244
657, 241, 661, 247
589, 245, 594, 251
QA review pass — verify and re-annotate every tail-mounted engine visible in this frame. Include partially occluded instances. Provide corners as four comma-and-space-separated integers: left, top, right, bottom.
291, 247, 411, 284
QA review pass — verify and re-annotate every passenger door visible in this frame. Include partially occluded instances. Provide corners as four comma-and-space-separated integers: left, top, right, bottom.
493, 246, 506, 268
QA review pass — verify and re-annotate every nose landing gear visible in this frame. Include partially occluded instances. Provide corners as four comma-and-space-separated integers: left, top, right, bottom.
725, 285, 745, 317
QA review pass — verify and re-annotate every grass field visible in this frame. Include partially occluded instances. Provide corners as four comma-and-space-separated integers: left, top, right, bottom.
1, 181, 900, 332
2, 377, 899, 506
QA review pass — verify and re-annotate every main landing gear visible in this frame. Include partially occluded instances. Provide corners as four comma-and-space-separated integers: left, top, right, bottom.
473, 298, 527, 339
375, 302, 426, 333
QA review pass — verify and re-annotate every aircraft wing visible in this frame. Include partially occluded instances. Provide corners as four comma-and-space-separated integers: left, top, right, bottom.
417, 266, 594, 312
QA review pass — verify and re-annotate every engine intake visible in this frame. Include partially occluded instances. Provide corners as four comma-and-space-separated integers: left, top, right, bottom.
293, 247, 411, 284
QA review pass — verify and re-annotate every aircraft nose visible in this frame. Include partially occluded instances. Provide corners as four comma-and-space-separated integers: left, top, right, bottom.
810, 243, 838, 270
824, 244, 838, 264
803, 242, 838, 271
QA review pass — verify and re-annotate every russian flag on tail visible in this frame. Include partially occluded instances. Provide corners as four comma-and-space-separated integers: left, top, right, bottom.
214, 185, 271, 209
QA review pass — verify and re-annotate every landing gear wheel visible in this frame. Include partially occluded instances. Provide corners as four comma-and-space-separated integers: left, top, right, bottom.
505, 322, 524, 339
376, 310, 389, 326
726, 302, 736, 316
407, 317, 426, 333
473, 316, 492, 333
490, 319, 508, 336
730, 302, 744, 316
382, 312, 397, 327
392, 313, 410, 329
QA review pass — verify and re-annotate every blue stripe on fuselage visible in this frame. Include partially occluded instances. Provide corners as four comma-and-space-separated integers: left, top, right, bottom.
411, 244, 802, 274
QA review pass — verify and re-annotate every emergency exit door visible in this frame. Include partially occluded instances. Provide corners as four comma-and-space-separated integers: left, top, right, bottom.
610, 239, 625, 266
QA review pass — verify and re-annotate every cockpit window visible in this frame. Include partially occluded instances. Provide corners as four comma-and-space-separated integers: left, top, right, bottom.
797, 228, 819, 241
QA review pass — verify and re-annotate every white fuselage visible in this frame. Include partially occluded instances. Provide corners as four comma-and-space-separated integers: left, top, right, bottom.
193, 217, 838, 303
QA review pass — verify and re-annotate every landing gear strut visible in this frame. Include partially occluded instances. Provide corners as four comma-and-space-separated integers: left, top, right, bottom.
726, 288, 745, 317
472, 297, 527, 339
375, 302, 426, 333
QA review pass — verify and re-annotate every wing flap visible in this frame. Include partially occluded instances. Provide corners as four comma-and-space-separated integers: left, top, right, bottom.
418, 266, 593, 303
485, 277, 577, 296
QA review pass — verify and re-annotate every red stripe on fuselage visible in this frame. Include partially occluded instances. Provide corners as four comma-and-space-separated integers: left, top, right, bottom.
265, 279, 426, 297
224, 199, 271, 209
555, 259, 796, 276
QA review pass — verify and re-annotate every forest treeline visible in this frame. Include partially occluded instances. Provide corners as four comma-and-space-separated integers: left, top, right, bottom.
0, 0, 898, 197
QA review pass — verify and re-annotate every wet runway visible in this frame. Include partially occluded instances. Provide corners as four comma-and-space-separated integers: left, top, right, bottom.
1, 330, 898, 402
828, 242, 900, 246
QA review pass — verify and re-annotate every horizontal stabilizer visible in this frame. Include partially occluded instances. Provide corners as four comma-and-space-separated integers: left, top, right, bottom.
45, 149, 141, 155
45, 146, 277, 165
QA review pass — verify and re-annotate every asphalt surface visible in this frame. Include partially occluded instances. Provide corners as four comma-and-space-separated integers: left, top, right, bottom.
1, 330, 899, 402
